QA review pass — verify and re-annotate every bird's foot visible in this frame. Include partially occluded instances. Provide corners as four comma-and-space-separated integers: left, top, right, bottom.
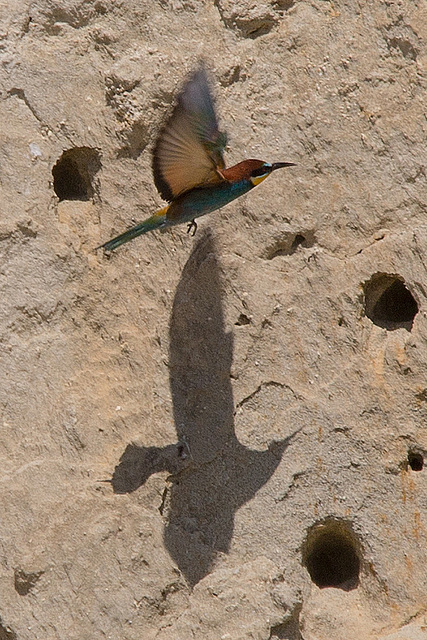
187, 220, 197, 236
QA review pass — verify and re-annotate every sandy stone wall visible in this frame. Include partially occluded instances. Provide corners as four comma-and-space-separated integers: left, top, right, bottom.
0, 0, 426, 638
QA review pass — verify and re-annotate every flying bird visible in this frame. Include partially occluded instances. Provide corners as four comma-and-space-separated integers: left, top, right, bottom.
100, 66, 295, 252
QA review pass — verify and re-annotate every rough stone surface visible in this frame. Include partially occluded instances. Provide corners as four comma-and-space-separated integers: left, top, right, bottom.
0, 0, 426, 638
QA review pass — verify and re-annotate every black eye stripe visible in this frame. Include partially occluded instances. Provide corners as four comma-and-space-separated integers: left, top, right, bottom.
251, 166, 268, 177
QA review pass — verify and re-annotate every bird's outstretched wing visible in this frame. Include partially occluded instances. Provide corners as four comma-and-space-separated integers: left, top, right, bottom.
152, 66, 227, 202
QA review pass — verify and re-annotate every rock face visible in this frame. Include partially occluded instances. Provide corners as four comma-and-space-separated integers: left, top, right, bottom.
0, 1, 426, 638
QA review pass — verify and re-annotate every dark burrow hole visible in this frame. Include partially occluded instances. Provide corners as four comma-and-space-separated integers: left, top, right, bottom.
302, 519, 361, 590
407, 451, 424, 471
363, 273, 418, 331
52, 147, 101, 201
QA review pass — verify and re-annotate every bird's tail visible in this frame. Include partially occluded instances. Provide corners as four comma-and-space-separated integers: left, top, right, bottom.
99, 206, 169, 252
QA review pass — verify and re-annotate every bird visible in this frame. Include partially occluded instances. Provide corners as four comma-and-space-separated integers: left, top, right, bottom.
99, 65, 295, 252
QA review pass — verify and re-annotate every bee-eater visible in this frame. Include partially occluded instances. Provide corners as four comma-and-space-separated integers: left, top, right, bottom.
100, 66, 295, 252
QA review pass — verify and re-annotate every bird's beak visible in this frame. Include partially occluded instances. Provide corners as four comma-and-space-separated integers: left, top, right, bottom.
271, 162, 296, 171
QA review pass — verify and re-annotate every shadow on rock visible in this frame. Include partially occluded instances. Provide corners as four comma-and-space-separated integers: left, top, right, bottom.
112, 229, 294, 586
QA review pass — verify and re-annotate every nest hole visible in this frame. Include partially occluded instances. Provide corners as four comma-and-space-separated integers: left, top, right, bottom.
407, 451, 424, 471
302, 519, 361, 590
363, 273, 418, 331
52, 147, 101, 201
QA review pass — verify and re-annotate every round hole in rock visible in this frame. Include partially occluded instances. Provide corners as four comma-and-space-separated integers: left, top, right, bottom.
302, 519, 361, 590
363, 273, 418, 331
408, 451, 424, 471
52, 147, 101, 201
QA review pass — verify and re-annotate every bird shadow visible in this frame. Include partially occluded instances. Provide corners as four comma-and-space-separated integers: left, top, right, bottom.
111, 229, 293, 587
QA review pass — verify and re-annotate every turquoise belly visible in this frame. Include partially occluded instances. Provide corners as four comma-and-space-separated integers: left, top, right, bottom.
166, 180, 253, 226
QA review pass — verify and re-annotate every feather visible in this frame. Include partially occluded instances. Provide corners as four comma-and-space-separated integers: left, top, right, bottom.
152, 66, 227, 201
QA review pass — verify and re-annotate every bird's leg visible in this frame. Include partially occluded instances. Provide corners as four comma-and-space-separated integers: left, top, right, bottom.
187, 220, 197, 236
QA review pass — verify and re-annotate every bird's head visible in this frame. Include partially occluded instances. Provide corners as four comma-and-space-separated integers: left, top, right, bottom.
249, 160, 296, 186
222, 159, 295, 185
